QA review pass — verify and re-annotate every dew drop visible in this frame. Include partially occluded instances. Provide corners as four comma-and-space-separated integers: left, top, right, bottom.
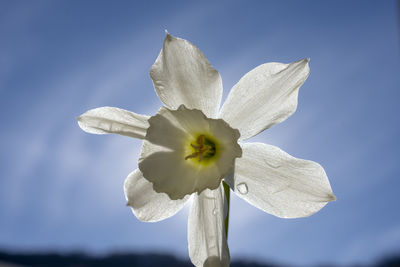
237, 183, 248, 195
212, 209, 217, 215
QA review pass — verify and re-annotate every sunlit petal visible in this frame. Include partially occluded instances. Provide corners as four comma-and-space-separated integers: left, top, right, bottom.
225, 142, 335, 218
188, 187, 230, 267
150, 32, 222, 118
220, 59, 310, 140
124, 169, 190, 222
78, 107, 149, 139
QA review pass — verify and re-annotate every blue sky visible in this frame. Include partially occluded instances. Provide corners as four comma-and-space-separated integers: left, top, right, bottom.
0, 0, 399, 265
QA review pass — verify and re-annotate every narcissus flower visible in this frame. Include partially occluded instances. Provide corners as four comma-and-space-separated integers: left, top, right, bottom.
78, 32, 335, 267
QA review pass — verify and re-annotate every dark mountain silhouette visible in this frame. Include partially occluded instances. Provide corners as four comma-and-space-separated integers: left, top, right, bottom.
0, 250, 398, 267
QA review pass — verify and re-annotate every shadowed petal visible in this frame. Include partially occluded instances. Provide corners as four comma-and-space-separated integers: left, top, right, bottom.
139, 140, 223, 200
140, 106, 241, 200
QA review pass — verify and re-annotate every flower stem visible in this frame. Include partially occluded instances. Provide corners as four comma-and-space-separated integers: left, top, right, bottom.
222, 181, 230, 239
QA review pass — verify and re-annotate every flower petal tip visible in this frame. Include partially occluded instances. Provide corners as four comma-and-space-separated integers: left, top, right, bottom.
164, 30, 174, 41
76, 113, 85, 123
76, 117, 85, 130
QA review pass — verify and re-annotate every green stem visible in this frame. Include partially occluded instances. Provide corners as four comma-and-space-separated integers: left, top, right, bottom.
222, 181, 230, 239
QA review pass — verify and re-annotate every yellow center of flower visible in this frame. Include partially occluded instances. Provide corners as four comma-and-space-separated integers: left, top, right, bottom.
185, 134, 216, 162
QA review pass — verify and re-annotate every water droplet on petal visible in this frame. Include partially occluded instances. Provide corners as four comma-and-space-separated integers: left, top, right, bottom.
237, 183, 248, 195
212, 209, 217, 215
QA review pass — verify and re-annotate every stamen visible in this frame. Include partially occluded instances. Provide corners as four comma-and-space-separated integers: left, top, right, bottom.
185, 134, 214, 162
191, 144, 200, 149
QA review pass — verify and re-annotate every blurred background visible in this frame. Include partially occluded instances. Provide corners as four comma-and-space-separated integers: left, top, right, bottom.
1, 0, 399, 266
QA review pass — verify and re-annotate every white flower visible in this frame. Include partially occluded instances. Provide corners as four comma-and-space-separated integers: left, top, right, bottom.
78, 32, 336, 267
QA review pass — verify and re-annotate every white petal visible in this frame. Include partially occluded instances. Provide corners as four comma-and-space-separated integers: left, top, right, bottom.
124, 169, 189, 222
139, 106, 241, 200
78, 107, 150, 139
188, 186, 230, 267
150, 32, 222, 118
225, 143, 335, 218
220, 59, 310, 140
